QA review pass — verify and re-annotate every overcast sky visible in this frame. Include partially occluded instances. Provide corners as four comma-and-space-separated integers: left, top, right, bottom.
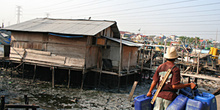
0, 0, 220, 41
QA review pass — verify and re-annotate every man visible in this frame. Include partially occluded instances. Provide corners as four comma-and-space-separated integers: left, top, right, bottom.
147, 46, 196, 110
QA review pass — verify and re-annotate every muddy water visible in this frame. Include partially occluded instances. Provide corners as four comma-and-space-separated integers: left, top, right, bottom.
0, 69, 219, 110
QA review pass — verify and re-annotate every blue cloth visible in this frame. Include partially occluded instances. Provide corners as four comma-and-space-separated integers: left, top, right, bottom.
49, 33, 83, 38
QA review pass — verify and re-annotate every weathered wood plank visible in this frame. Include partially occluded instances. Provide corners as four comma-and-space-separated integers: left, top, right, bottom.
181, 73, 220, 82
65, 57, 85, 67
26, 49, 51, 56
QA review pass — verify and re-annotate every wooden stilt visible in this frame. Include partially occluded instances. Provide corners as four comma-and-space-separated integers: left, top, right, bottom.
32, 65, 37, 83
68, 69, 71, 88
150, 49, 154, 68
1, 96, 5, 110
118, 32, 123, 90
22, 64, 25, 79
24, 95, 29, 110
126, 52, 131, 88
163, 40, 167, 63
80, 68, 85, 90
98, 61, 103, 87
188, 77, 190, 83
117, 75, 121, 91
141, 50, 144, 73
52, 67, 55, 88
197, 53, 200, 74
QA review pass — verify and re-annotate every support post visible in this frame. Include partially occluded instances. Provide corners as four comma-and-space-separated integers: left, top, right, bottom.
1, 96, 5, 110
141, 49, 144, 72
24, 95, 29, 110
22, 63, 25, 79
188, 77, 190, 83
98, 61, 103, 87
80, 68, 85, 90
32, 65, 37, 83
181, 50, 183, 62
68, 69, 71, 88
197, 52, 200, 74
24, 95, 28, 105
118, 34, 123, 90
52, 67, 55, 88
163, 40, 167, 63
126, 52, 131, 88
150, 49, 154, 68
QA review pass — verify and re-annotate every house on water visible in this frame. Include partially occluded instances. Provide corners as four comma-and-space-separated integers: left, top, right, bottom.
2, 18, 142, 88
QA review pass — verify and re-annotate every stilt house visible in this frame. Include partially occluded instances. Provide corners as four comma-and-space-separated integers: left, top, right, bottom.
3, 18, 141, 79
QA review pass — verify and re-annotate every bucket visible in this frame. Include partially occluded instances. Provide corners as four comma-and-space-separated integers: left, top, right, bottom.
166, 94, 188, 110
194, 92, 217, 110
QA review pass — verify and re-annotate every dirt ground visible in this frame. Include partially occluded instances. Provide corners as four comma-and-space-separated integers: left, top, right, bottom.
0, 69, 219, 110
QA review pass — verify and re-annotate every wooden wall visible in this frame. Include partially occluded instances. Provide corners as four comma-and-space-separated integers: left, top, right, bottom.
122, 46, 138, 69
102, 41, 120, 68
102, 40, 138, 69
10, 32, 87, 68
95, 27, 114, 38
11, 32, 47, 50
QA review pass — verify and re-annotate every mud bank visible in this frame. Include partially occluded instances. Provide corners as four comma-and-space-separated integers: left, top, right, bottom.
0, 69, 219, 110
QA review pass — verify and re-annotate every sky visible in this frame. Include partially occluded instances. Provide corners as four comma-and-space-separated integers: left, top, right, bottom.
0, 0, 220, 41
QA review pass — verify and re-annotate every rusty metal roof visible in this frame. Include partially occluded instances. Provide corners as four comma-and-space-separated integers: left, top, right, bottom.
3, 18, 120, 37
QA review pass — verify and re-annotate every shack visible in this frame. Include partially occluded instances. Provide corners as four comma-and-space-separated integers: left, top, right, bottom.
2, 18, 142, 88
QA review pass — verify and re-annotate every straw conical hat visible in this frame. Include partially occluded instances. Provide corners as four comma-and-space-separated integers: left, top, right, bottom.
164, 46, 178, 59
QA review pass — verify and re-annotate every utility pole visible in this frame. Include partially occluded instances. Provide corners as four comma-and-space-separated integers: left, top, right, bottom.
46, 13, 50, 18
17, 6, 22, 24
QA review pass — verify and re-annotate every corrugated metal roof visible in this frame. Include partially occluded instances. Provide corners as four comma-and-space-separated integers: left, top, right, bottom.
3, 18, 118, 36
104, 36, 143, 47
